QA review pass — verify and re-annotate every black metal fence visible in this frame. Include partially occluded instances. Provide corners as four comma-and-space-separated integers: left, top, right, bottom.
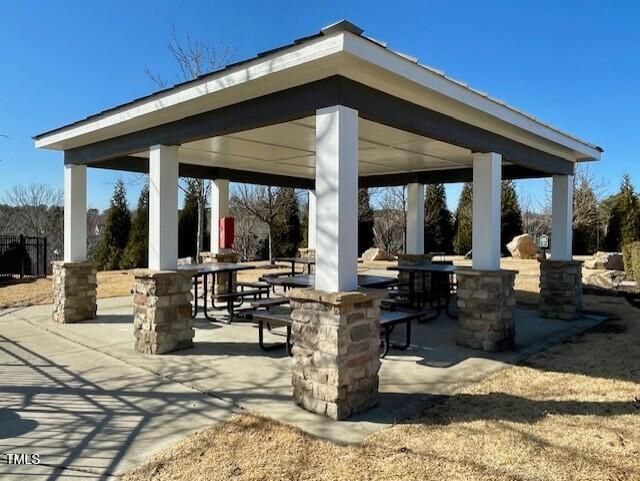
0, 235, 48, 282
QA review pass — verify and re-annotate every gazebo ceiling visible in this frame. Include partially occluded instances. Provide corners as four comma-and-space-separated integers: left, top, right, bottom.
130, 116, 476, 180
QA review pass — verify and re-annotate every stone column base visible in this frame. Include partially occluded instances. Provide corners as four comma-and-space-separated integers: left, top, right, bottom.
397, 254, 434, 297
539, 260, 583, 320
200, 250, 240, 297
52, 261, 97, 323
289, 289, 381, 420
456, 268, 516, 352
133, 270, 195, 354
297, 248, 316, 260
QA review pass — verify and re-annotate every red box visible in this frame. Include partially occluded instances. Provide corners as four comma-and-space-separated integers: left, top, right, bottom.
219, 216, 235, 249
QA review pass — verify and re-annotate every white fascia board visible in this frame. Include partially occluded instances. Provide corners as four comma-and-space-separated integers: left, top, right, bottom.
342, 33, 601, 161
35, 33, 347, 150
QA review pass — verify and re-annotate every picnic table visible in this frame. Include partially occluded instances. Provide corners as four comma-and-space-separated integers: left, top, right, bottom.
387, 263, 457, 319
274, 257, 315, 275
261, 273, 397, 290
178, 262, 258, 321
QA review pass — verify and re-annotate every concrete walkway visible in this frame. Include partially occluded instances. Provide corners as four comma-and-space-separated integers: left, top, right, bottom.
0, 296, 604, 480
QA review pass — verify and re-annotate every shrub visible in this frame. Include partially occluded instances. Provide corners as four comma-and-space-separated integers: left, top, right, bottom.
622, 241, 640, 283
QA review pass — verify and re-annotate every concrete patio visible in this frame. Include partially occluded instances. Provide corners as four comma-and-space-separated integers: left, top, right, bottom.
0, 295, 605, 479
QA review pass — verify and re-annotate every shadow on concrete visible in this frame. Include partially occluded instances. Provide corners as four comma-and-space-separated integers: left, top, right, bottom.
0, 333, 235, 481
80, 315, 133, 325
0, 409, 38, 438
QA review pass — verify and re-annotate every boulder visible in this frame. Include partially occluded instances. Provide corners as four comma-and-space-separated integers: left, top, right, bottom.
177, 256, 196, 266
506, 234, 538, 259
361, 247, 394, 262
583, 269, 626, 292
584, 251, 624, 271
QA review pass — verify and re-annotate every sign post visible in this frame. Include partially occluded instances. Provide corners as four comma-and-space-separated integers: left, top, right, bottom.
539, 234, 549, 259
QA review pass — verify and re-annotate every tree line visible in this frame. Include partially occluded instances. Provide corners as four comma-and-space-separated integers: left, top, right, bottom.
371, 170, 640, 257
2, 170, 639, 272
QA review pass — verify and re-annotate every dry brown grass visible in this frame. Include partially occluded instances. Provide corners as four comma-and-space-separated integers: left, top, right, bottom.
122, 294, 640, 481
0, 270, 136, 309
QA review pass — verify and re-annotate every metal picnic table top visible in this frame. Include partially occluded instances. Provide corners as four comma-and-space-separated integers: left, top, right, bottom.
387, 263, 456, 274
178, 262, 255, 275
262, 273, 397, 288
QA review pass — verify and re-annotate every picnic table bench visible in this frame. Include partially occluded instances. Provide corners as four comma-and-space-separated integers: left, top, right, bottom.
179, 262, 268, 322
379, 309, 424, 358
274, 257, 315, 275
238, 305, 422, 358
238, 309, 294, 355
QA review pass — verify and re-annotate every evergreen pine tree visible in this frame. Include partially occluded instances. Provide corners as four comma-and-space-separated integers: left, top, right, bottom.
120, 183, 149, 269
272, 188, 301, 257
178, 184, 199, 259
453, 183, 473, 255
424, 183, 454, 253
501, 180, 523, 255
94, 179, 131, 270
358, 189, 375, 255
604, 174, 640, 251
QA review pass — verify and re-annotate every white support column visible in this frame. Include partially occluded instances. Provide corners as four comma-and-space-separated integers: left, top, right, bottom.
148, 145, 178, 271
63, 164, 87, 262
406, 183, 425, 254
315, 105, 358, 292
472, 152, 502, 270
550, 174, 574, 261
210, 179, 230, 254
308, 190, 317, 250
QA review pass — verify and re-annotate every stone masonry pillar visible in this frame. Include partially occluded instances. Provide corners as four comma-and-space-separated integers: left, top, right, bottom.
53, 164, 97, 324
455, 268, 516, 352
396, 253, 433, 299
133, 269, 194, 354
52, 261, 97, 323
200, 250, 240, 298
539, 260, 583, 320
289, 289, 381, 420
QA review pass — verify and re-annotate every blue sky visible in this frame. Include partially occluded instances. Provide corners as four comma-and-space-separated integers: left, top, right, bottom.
0, 0, 638, 211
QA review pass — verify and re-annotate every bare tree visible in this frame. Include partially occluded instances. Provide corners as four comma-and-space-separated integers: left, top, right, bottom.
541, 164, 607, 252
232, 185, 282, 262
519, 186, 549, 238
4, 184, 62, 235
146, 25, 233, 259
3, 183, 64, 268
178, 178, 210, 259
145, 24, 233, 88
373, 186, 406, 256
230, 196, 263, 261
543, 164, 606, 228
573, 166, 606, 227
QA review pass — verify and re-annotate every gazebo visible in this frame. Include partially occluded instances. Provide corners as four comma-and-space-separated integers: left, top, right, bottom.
34, 20, 602, 419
